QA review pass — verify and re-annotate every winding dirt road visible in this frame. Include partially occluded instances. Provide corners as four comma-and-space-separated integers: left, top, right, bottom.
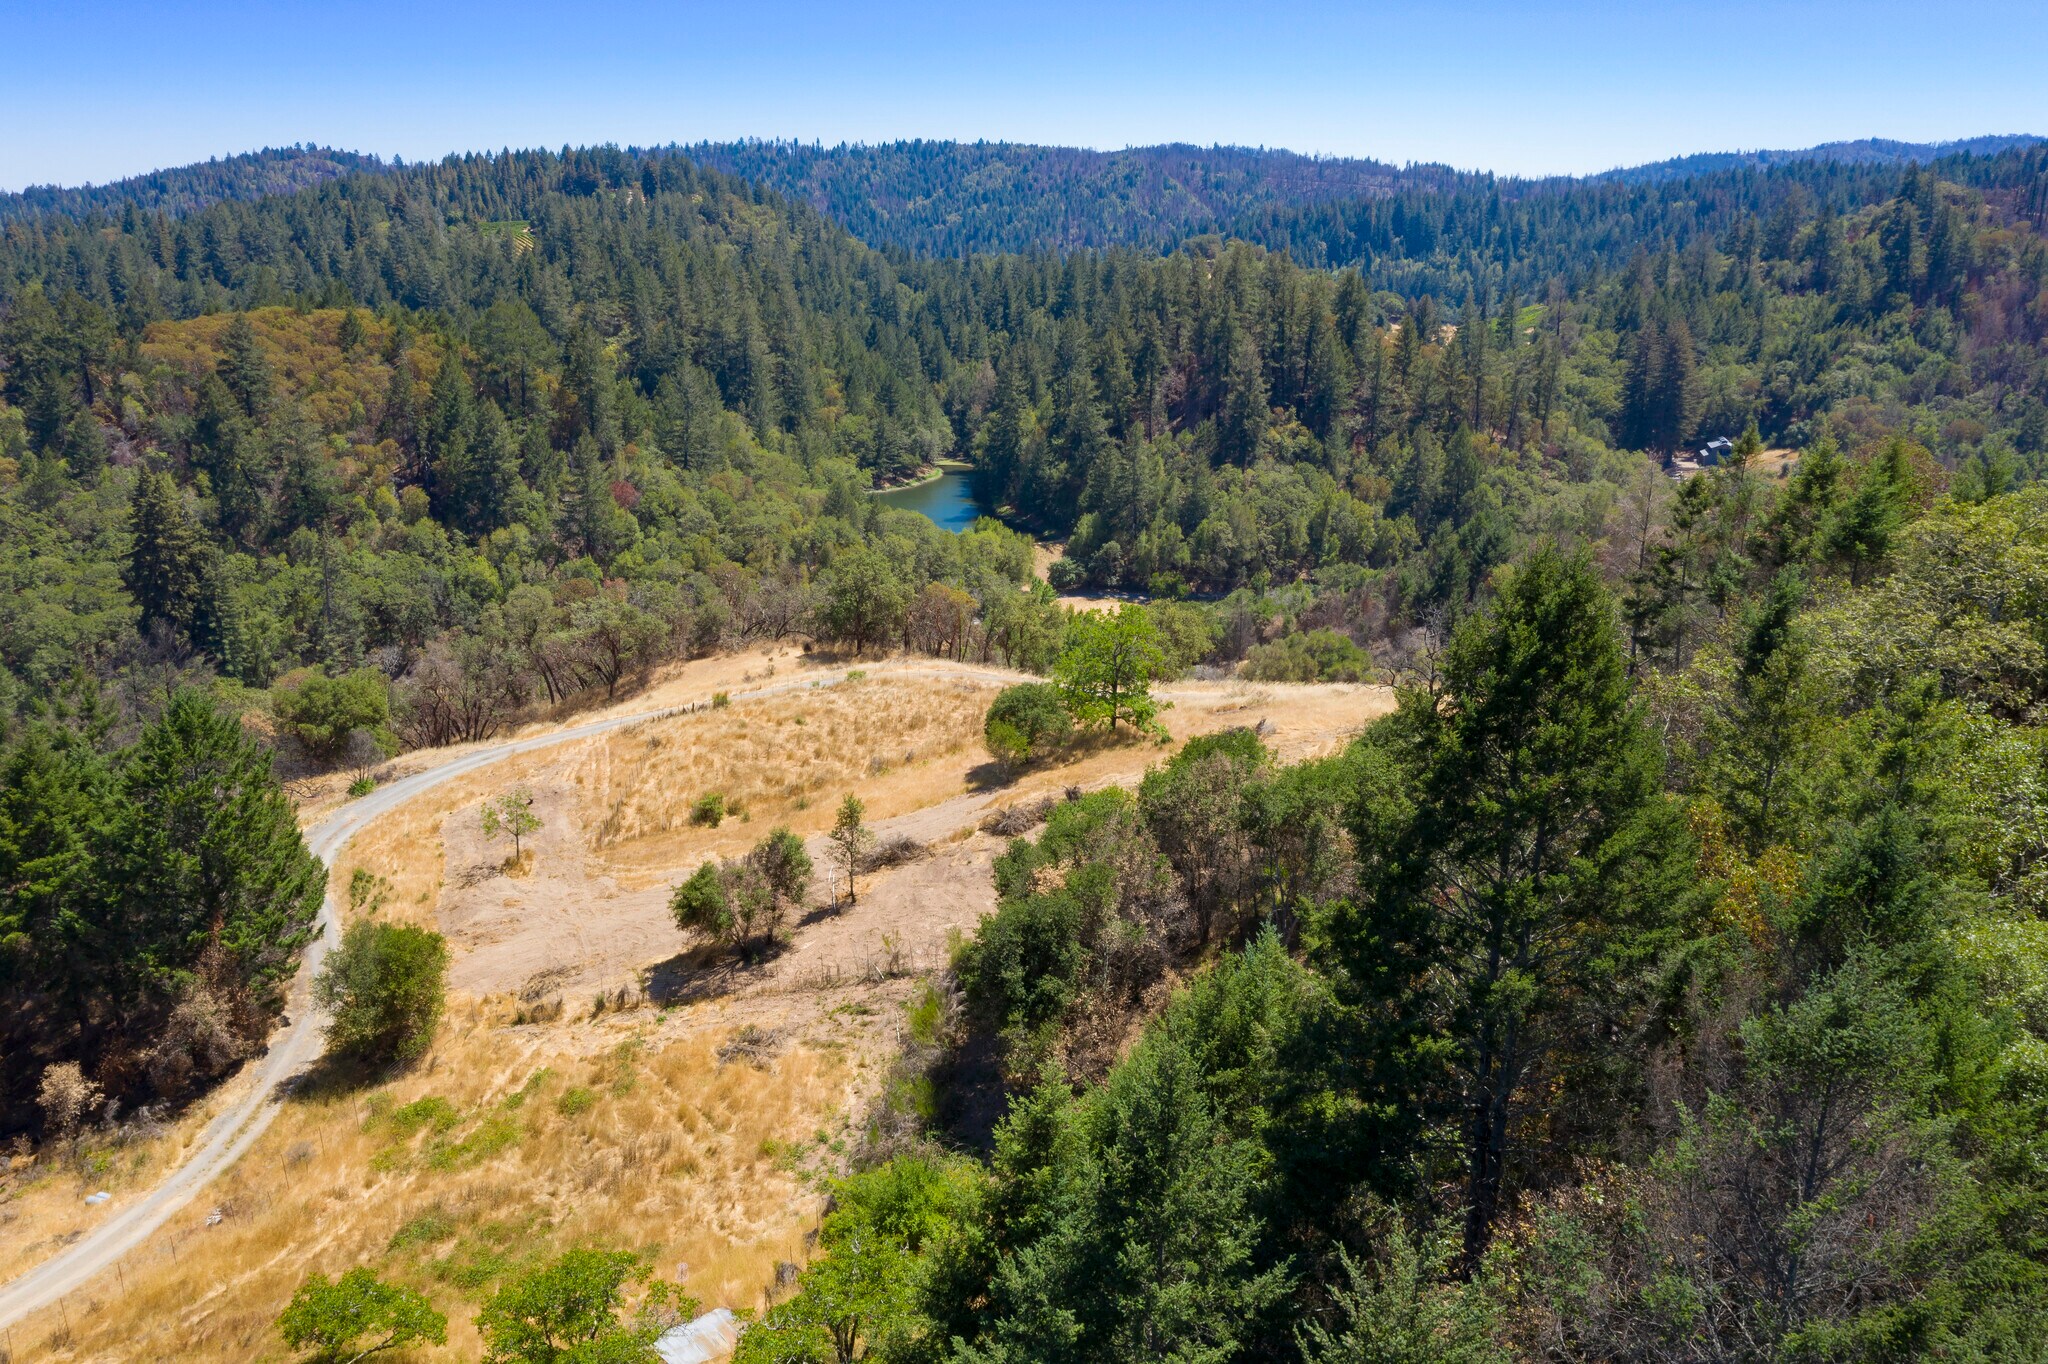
0, 663, 1019, 1330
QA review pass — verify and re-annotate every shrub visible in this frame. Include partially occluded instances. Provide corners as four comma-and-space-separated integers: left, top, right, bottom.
144, 976, 250, 1097
384, 1095, 461, 1136
272, 667, 398, 767
670, 862, 735, 939
389, 1209, 457, 1252
984, 682, 1071, 768
690, 792, 727, 827
313, 920, 450, 1065
347, 775, 377, 798
1239, 629, 1372, 683
36, 1061, 102, 1138
671, 830, 808, 954
477, 1248, 687, 1364
749, 826, 813, 908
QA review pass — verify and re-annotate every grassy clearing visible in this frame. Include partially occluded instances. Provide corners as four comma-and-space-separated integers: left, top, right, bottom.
562, 674, 996, 879
9, 1002, 855, 1362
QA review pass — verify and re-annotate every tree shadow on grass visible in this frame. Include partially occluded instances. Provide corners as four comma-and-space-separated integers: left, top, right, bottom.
282, 1048, 410, 1104
642, 940, 787, 1007
965, 759, 1020, 794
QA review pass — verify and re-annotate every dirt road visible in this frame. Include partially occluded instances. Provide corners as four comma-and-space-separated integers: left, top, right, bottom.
0, 660, 1033, 1330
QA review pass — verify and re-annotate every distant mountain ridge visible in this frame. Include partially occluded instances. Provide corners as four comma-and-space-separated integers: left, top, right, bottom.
681, 140, 1466, 255
4, 135, 2040, 284
1598, 134, 2045, 183
0, 145, 383, 223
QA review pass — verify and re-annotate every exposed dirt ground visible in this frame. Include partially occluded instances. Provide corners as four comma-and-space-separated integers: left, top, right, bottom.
408, 668, 1389, 1012
2, 650, 1391, 1362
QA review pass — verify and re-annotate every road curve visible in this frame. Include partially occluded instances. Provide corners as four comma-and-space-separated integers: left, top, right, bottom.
0, 661, 1030, 1330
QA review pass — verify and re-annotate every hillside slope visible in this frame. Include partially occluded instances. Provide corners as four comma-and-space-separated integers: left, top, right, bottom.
0, 145, 383, 224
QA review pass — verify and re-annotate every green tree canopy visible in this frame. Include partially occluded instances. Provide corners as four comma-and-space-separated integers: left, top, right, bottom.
313, 919, 449, 1065
1053, 604, 1166, 732
279, 1267, 446, 1364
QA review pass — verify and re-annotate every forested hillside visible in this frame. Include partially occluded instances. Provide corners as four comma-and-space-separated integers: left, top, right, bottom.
686, 140, 1441, 255
751, 484, 2048, 1359
0, 145, 382, 225
5, 132, 2048, 1359
1596, 133, 2044, 183
687, 138, 2048, 295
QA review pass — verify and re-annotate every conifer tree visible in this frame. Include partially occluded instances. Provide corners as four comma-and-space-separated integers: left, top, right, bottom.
1338, 545, 1687, 1266
1218, 328, 1270, 466
123, 469, 207, 637
216, 312, 273, 419
1707, 570, 1818, 852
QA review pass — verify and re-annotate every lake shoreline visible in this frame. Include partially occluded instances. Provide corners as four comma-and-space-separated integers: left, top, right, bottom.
871, 464, 986, 533
867, 457, 974, 494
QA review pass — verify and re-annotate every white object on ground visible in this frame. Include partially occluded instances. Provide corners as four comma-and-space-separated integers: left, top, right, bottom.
656, 1307, 741, 1363
83, 1192, 110, 1206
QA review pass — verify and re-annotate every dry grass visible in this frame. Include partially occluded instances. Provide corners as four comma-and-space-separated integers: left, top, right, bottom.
3, 652, 1397, 1361
0, 1079, 252, 1286
329, 669, 997, 927
557, 674, 996, 883
9, 1000, 867, 1362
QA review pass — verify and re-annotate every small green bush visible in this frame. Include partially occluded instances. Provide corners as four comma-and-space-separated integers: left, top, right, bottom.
348, 774, 377, 798
427, 1113, 524, 1170
555, 1086, 597, 1117
905, 980, 947, 1047
385, 1096, 460, 1137
690, 792, 727, 827
389, 1208, 458, 1251
1240, 629, 1372, 683
314, 920, 450, 1065
983, 682, 1072, 769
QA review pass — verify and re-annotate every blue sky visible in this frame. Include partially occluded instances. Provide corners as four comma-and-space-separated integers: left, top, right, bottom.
4, 0, 2044, 191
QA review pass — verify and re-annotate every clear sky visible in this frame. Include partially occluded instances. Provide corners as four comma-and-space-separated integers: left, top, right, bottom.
4, 0, 2045, 192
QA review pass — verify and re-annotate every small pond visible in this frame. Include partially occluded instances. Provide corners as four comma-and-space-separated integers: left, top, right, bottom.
872, 468, 984, 533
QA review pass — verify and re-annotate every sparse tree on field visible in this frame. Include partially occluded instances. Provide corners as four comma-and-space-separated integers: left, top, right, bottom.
314, 920, 450, 1065
672, 828, 811, 957
750, 826, 814, 912
1054, 603, 1167, 733
482, 788, 542, 862
829, 794, 875, 905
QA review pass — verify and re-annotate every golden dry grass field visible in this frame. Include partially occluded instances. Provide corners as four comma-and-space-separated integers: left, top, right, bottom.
0, 648, 1391, 1363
